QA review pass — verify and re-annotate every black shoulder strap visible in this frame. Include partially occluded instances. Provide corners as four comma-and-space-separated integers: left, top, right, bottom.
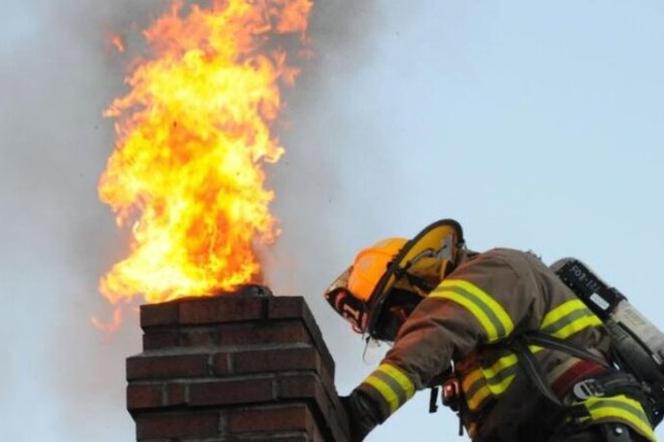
521, 332, 611, 368
509, 333, 661, 427
509, 336, 590, 419
511, 337, 566, 408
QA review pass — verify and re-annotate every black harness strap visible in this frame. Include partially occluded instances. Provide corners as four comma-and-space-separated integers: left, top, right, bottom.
511, 338, 569, 409
521, 332, 611, 368
510, 332, 654, 426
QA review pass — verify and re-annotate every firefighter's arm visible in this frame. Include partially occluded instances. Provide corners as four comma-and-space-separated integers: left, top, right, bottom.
347, 250, 540, 436
340, 389, 384, 442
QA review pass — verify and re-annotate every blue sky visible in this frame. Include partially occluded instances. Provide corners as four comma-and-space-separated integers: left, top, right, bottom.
1, 1, 663, 441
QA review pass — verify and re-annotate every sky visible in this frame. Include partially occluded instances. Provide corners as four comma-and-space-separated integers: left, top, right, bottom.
1, 1, 663, 441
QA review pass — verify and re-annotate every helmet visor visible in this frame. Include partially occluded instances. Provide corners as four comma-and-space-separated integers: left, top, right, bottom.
323, 266, 369, 333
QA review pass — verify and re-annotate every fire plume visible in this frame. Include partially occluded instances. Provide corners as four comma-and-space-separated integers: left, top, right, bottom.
110, 34, 126, 53
98, 0, 312, 306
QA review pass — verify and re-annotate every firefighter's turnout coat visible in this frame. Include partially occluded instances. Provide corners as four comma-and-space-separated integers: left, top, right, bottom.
358, 248, 656, 441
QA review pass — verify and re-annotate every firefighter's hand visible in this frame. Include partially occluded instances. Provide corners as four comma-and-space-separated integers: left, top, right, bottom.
340, 390, 382, 442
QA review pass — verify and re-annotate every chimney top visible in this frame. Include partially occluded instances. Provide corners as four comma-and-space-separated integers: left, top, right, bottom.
127, 291, 350, 441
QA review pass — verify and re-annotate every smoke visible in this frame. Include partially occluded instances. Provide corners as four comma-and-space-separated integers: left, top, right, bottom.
0, 1, 387, 440
1, 1, 167, 441
265, 0, 391, 383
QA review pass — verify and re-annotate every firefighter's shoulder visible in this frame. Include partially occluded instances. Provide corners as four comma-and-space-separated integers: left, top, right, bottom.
455, 247, 549, 280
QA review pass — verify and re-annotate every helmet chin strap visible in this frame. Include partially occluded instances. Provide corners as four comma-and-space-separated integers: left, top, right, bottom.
361, 334, 389, 363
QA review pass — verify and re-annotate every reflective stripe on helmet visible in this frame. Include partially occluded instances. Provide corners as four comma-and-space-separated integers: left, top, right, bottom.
361, 363, 415, 415
430, 279, 514, 343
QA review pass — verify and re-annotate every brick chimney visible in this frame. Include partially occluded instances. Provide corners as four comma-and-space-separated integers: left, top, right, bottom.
127, 286, 350, 441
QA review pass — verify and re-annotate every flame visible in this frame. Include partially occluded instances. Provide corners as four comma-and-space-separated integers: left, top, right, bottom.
99, 0, 312, 307
91, 306, 123, 333
110, 34, 126, 53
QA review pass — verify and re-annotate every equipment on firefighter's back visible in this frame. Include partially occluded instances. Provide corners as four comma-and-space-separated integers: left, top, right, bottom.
551, 258, 664, 426
324, 219, 465, 341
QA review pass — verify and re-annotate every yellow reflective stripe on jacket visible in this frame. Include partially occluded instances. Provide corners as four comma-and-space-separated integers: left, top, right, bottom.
432, 279, 514, 342
540, 299, 602, 339
462, 368, 484, 393
481, 353, 518, 395
362, 363, 415, 414
380, 363, 415, 398
464, 345, 544, 408
583, 395, 656, 442
463, 368, 492, 411
467, 422, 479, 440
479, 345, 540, 395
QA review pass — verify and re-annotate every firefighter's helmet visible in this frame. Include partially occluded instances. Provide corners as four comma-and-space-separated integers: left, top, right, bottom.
324, 219, 465, 341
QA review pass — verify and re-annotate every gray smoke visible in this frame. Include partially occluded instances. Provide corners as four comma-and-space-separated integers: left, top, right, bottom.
1, 1, 384, 440
0, 2, 170, 441
265, 0, 389, 382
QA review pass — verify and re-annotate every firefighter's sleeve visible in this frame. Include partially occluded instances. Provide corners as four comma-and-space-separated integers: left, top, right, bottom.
355, 249, 541, 422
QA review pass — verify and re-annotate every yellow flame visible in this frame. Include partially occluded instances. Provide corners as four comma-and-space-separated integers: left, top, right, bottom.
99, 0, 312, 306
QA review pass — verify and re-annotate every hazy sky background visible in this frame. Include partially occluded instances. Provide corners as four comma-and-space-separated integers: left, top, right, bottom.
1, 1, 663, 441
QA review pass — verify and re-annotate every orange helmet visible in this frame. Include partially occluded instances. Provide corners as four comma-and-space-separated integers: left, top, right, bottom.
324, 219, 464, 340
348, 238, 408, 302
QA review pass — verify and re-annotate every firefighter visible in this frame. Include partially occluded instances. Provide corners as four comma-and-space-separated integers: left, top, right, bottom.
324, 219, 657, 442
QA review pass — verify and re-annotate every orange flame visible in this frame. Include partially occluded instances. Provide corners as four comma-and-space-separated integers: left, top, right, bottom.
110, 34, 126, 53
91, 306, 124, 333
99, 0, 312, 307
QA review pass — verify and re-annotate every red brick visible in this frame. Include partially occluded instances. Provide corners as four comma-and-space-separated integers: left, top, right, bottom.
179, 296, 266, 325
269, 297, 335, 379
277, 373, 319, 400
277, 374, 334, 429
179, 328, 219, 347
127, 354, 209, 381
212, 352, 230, 375
268, 296, 308, 319
142, 330, 179, 350
189, 378, 274, 406
233, 347, 320, 374
277, 373, 350, 442
140, 302, 178, 328
228, 404, 315, 434
128, 296, 350, 442
127, 384, 163, 411
240, 436, 309, 442
218, 320, 311, 346
304, 331, 335, 380
136, 412, 220, 439
165, 383, 187, 407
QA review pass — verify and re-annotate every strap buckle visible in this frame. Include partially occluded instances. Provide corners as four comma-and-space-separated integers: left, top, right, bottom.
602, 423, 633, 442
573, 378, 605, 399
442, 377, 462, 412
